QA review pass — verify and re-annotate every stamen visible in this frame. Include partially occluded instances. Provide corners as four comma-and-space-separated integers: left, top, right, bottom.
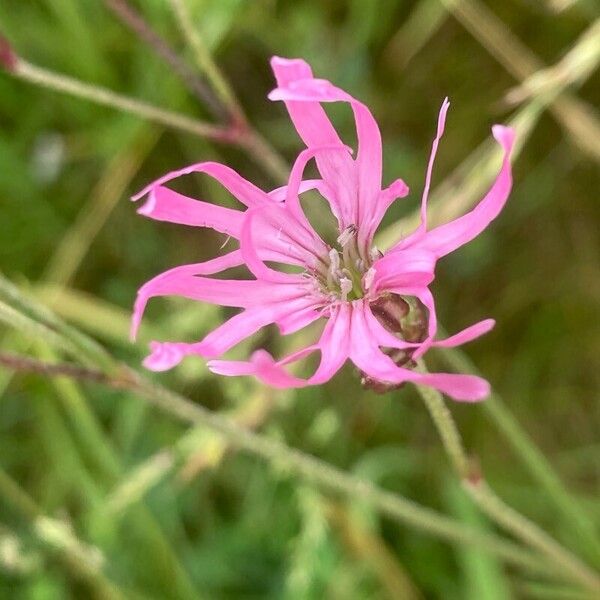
370, 246, 383, 261
337, 224, 357, 247
363, 267, 376, 291
329, 249, 340, 271
339, 277, 352, 302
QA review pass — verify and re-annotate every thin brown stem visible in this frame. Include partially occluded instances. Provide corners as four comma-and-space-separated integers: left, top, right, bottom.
0, 352, 121, 388
167, 0, 246, 125
103, 0, 225, 120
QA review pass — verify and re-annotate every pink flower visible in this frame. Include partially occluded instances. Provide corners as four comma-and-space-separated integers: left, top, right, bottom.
131, 57, 515, 402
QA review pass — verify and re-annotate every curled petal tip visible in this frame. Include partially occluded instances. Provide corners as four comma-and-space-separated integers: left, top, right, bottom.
136, 189, 156, 215
0, 36, 17, 72
267, 89, 283, 101
143, 342, 185, 371
481, 318, 496, 332
491, 125, 516, 153
452, 376, 491, 403
270, 55, 294, 67
131, 188, 147, 202
389, 178, 410, 198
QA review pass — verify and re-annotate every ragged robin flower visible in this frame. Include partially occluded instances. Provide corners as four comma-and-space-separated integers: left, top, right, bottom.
131, 57, 515, 401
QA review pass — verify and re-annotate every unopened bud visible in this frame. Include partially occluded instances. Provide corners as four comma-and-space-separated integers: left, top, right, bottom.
359, 293, 429, 393
370, 293, 410, 334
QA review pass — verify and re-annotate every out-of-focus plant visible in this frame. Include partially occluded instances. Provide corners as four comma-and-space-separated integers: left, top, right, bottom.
1, 2, 599, 598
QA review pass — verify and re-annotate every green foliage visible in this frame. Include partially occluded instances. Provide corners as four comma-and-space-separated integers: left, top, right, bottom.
0, 0, 598, 598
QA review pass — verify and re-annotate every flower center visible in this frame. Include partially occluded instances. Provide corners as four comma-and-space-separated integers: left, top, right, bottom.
314, 225, 380, 302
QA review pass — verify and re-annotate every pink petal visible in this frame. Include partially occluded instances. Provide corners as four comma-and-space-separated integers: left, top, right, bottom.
412, 126, 515, 258
363, 178, 410, 243
269, 79, 382, 226
370, 250, 436, 293
433, 319, 495, 348
143, 298, 319, 370
270, 57, 344, 149
416, 98, 450, 235
241, 205, 329, 278
276, 306, 323, 335
208, 347, 315, 388
136, 185, 244, 237
414, 372, 491, 402
271, 59, 356, 228
207, 304, 352, 388
143, 341, 190, 371
132, 161, 270, 208
286, 145, 353, 229
131, 250, 303, 340
241, 209, 305, 283
268, 179, 325, 202
270, 59, 383, 230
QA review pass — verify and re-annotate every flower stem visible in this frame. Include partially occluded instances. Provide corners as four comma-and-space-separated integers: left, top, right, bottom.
438, 339, 600, 564
103, 0, 225, 120
0, 349, 546, 575
167, 0, 245, 125
7, 56, 289, 184
0, 274, 114, 373
415, 361, 600, 594
10, 58, 235, 143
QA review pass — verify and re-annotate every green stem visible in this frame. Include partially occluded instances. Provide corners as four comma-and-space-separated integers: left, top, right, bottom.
167, 0, 245, 124
414, 362, 600, 594
11, 58, 235, 142
0, 347, 555, 578
439, 340, 600, 563
0, 468, 124, 599
8, 56, 289, 184
0, 274, 114, 372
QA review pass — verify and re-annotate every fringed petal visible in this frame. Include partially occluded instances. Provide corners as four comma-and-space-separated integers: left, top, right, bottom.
270, 57, 382, 230
207, 304, 351, 388
131, 250, 303, 340
136, 185, 244, 237
132, 161, 271, 208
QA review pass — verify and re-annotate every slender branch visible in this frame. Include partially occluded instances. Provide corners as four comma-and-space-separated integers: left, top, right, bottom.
415, 363, 600, 594
167, 0, 246, 125
101, 2, 289, 183
0, 274, 115, 372
102, 0, 225, 120
0, 350, 551, 577
0, 352, 121, 388
441, 0, 600, 162
9, 58, 236, 143
414, 369, 470, 478
437, 337, 600, 563
4, 54, 289, 184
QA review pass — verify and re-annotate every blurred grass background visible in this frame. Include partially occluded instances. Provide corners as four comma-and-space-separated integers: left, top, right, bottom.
0, 0, 599, 598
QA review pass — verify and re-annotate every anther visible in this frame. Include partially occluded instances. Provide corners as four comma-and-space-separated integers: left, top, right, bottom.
337, 224, 357, 247
370, 246, 383, 261
339, 277, 352, 302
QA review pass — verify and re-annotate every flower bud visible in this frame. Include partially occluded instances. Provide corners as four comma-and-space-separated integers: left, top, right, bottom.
359, 294, 428, 393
